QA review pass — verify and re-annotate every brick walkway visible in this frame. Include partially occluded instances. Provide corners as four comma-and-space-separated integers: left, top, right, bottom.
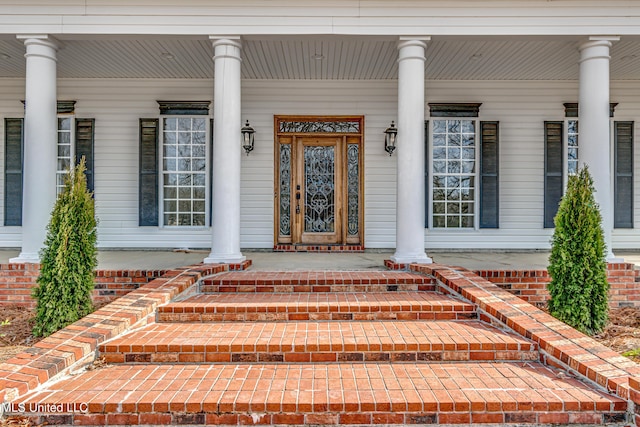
3, 267, 640, 426
18, 363, 625, 426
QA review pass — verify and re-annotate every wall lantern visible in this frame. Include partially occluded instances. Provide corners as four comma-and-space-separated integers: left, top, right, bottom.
241, 120, 256, 155
383, 121, 397, 156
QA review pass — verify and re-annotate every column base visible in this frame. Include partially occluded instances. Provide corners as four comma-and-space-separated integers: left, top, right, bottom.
10, 252, 40, 264
203, 253, 246, 264
390, 253, 433, 265
605, 248, 624, 263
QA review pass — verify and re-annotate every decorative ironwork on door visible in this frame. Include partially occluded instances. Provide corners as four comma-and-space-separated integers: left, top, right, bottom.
279, 120, 360, 134
304, 146, 335, 233
347, 144, 359, 236
279, 144, 291, 236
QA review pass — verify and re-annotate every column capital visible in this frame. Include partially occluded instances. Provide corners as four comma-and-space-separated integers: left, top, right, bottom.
398, 37, 430, 52
587, 35, 620, 42
17, 35, 60, 62
17, 34, 61, 50
579, 37, 617, 63
397, 38, 428, 63
398, 36, 431, 42
209, 36, 242, 48
210, 36, 242, 62
579, 36, 619, 51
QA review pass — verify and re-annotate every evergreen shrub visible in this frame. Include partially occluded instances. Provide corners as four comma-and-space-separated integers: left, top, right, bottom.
33, 158, 97, 337
547, 166, 609, 335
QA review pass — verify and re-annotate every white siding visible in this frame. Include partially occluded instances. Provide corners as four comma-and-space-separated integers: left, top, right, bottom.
242, 80, 398, 249
3, 77, 640, 250
425, 80, 573, 249
63, 79, 215, 248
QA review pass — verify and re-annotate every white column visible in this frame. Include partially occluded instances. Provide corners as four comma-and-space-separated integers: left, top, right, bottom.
578, 36, 620, 262
391, 37, 432, 264
204, 37, 246, 264
11, 36, 59, 263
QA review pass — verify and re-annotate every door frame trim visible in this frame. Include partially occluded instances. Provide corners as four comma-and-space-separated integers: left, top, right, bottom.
273, 115, 365, 247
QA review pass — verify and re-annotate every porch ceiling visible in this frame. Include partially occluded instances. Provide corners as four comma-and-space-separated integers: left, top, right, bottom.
1, 35, 640, 80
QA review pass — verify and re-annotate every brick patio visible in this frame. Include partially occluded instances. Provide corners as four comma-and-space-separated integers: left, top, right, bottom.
1, 264, 639, 426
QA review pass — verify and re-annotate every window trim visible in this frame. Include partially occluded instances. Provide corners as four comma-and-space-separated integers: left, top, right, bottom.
158, 115, 211, 229
429, 103, 482, 118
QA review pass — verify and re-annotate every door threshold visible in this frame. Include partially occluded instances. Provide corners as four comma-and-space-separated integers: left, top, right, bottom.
273, 244, 365, 253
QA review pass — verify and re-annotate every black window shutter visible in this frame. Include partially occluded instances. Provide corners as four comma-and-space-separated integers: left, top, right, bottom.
614, 121, 633, 228
544, 121, 564, 228
210, 118, 213, 227
424, 120, 429, 228
4, 118, 23, 226
139, 118, 159, 226
480, 121, 499, 228
75, 118, 95, 193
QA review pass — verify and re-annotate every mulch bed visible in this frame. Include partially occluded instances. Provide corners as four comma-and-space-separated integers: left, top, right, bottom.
0, 306, 37, 347
595, 306, 640, 362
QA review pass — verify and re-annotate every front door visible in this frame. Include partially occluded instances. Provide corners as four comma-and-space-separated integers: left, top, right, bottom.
296, 136, 342, 244
274, 116, 363, 247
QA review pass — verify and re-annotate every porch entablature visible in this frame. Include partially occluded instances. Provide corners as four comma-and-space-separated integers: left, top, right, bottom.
0, 0, 639, 37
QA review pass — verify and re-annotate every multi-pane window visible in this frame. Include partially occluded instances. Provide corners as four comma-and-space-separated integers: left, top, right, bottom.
567, 119, 579, 176
432, 119, 476, 228
56, 116, 74, 195
161, 117, 207, 226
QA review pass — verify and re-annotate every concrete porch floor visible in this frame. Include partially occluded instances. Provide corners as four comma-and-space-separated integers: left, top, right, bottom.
1, 248, 640, 270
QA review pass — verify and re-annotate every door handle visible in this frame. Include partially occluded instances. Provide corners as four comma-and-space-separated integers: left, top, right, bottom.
296, 205, 300, 214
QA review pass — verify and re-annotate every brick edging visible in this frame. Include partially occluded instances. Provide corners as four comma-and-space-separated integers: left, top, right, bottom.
384, 261, 640, 309
0, 263, 227, 403
630, 377, 640, 426
412, 263, 640, 422
475, 263, 640, 309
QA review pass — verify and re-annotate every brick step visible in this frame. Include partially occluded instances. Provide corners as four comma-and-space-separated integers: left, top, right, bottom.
15, 362, 626, 426
199, 270, 435, 293
158, 292, 476, 322
100, 320, 537, 364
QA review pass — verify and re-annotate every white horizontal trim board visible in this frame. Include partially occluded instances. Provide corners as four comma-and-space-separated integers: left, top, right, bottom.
1, 78, 640, 249
2, 1, 640, 36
